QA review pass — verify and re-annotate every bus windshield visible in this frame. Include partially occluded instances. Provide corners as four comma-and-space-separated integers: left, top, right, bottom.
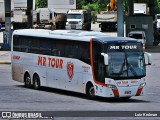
105, 42, 146, 79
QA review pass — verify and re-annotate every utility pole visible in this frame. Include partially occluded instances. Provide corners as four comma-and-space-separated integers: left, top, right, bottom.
27, 0, 34, 28
4, 0, 12, 50
117, 0, 124, 37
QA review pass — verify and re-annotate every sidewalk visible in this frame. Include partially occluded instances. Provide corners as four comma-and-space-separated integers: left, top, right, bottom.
145, 46, 160, 52
0, 51, 11, 64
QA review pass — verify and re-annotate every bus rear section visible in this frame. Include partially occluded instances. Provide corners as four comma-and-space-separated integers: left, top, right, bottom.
88, 38, 152, 99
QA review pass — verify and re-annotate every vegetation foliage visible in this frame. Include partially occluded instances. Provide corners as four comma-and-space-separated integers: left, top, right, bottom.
35, 0, 47, 8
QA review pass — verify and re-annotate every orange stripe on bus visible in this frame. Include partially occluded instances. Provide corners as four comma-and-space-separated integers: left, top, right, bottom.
112, 89, 119, 97
136, 88, 143, 96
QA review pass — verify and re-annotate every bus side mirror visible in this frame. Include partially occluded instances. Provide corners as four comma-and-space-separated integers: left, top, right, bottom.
144, 52, 152, 65
101, 53, 108, 65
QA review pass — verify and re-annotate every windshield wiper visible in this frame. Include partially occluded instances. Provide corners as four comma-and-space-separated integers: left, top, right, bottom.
128, 64, 138, 76
121, 51, 138, 77
125, 52, 138, 76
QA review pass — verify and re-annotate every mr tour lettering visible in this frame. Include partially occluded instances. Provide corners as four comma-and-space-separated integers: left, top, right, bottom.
110, 45, 137, 50
38, 56, 63, 69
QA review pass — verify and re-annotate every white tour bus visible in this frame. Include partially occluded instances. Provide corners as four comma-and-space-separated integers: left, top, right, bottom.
11, 29, 152, 99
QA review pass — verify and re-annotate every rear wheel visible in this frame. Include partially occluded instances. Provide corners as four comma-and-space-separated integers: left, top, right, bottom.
24, 73, 32, 88
86, 83, 95, 99
33, 74, 40, 90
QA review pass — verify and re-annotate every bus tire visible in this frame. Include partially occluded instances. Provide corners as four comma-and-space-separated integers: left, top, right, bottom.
86, 83, 95, 99
24, 73, 32, 88
33, 74, 40, 90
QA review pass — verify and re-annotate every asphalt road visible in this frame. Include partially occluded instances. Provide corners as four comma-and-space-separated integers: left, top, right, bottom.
0, 53, 160, 120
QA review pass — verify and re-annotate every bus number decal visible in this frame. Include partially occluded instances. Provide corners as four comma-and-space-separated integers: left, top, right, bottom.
38, 56, 63, 69
67, 62, 74, 80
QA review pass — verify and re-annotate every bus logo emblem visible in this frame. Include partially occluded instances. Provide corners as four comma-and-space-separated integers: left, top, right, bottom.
67, 62, 74, 80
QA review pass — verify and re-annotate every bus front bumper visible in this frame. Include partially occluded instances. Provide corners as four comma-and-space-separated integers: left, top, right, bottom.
94, 79, 146, 98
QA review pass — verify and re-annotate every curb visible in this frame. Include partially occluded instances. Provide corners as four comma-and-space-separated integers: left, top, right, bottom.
146, 46, 160, 49
0, 62, 11, 64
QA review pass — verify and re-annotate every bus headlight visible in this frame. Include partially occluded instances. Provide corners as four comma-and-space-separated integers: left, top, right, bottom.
106, 84, 117, 89
140, 83, 146, 88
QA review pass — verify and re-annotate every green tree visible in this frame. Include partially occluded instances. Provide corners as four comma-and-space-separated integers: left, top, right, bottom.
35, 0, 38, 9
77, 0, 107, 11
82, 3, 99, 12
76, 0, 87, 9
36, 0, 47, 8
94, 0, 108, 11
123, 0, 128, 14
154, 0, 160, 13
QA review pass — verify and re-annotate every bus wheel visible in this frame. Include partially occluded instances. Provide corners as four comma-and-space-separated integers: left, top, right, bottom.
33, 74, 40, 90
24, 73, 32, 88
86, 83, 95, 99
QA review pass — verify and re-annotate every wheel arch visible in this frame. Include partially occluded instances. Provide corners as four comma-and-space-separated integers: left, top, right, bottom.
33, 72, 41, 89
33, 72, 41, 83
33, 72, 39, 80
24, 71, 31, 83
85, 81, 94, 94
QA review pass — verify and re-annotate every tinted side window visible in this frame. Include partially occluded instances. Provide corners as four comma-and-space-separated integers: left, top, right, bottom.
13, 35, 40, 53
13, 35, 21, 51
40, 39, 51, 55
29, 37, 40, 54
64, 41, 78, 58
13, 36, 90, 65
51, 40, 65, 57
20, 37, 29, 52
78, 42, 90, 64
62, 40, 90, 64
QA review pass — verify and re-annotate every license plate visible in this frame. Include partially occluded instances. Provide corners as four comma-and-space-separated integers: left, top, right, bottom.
124, 91, 131, 94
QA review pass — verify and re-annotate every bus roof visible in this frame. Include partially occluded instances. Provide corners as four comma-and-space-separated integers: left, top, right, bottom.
13, 29, 139, 43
